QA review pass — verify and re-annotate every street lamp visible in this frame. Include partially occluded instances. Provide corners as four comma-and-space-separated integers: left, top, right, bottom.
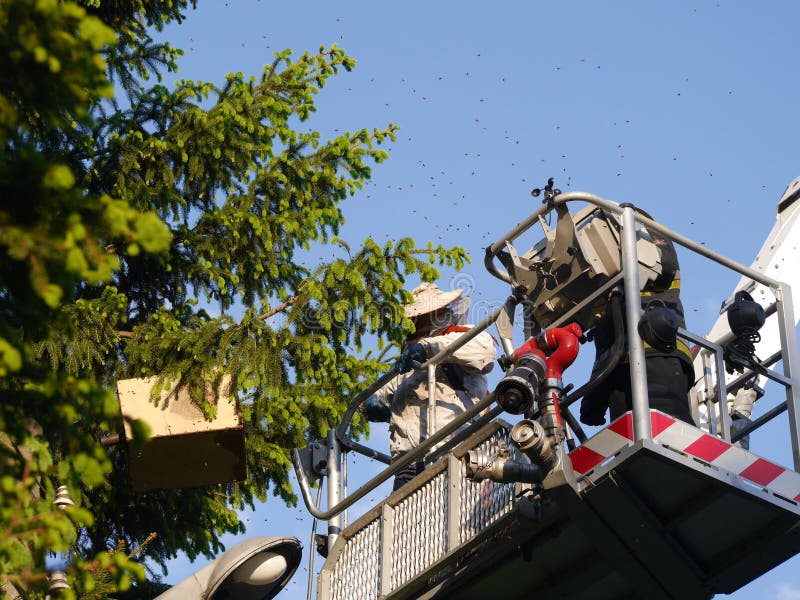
155, 536, 302, 600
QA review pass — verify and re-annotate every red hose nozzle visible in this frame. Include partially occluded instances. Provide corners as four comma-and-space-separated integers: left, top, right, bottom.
541, 323, 583, 380
510, 323, 582, 380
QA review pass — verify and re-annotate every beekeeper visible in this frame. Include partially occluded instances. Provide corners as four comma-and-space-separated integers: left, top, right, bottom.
363, 282, 496, 490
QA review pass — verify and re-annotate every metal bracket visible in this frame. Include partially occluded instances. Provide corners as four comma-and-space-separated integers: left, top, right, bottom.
541, 444, 580, 491
297, 439, 330, 484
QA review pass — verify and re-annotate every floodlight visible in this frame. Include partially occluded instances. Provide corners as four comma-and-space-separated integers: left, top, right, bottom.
156, 536, 302, 600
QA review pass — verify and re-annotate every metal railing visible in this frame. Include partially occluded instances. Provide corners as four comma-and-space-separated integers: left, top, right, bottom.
484, 191, 800, 468
295, 189, 800, 599
291, 306, 505, 527
317, 423, 523, 600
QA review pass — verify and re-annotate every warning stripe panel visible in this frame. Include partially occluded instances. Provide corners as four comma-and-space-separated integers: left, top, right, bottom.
683, 435, 733, 463
650, 411, 677, 437
569, 445, 607, 475
582, 429, 632, 458
765, 469, 800, 501
569, 409, 800, 503
711, 444, 759, 476
652, 418, 704, 448
739, 458, 786, 487
605, 411, 678, 441
607, 413, 634, 440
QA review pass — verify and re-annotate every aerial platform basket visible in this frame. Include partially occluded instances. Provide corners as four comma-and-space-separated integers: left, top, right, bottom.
294, 184, 800, 600
317, 410, 800, 600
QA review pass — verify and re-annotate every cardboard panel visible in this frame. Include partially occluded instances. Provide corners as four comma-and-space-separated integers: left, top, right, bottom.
116, 376, 246, 492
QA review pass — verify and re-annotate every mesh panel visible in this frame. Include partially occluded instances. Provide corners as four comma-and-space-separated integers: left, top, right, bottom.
460, 429, 517, 543
390, 471, 448, 589
325, 426, 519, 599
330, 517, 381, 600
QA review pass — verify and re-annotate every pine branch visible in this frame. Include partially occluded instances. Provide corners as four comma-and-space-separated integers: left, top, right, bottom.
258, 297, 298, 321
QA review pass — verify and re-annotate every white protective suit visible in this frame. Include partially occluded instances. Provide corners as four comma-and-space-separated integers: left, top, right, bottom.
373, 328, 496, 459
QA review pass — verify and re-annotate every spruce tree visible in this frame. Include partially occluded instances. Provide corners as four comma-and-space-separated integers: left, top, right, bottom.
0, 1, 467, 596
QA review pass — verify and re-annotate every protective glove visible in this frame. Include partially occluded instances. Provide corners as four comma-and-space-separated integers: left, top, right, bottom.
395, 342, 428, 374
362, 394, 391, 422
579, 392, 608, 426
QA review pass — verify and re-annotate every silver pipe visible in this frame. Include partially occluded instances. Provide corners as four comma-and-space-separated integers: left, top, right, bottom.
379, 503, 394, 596
326, 430, 341, 548
484, 191, 782, 292
759, 368, 795, 388
334, 369, 398, 464
621, 205, 651, 441
702, 352, 718, 436
679, 328, 728, 432
293, 392, 495, 520
677, 327, 723, 351
423, 305, 504, 365
446, 456, 461, 553
715, 335, 731, 441
484, 202, 552, 282
306, 484, 323, 600
427, 363, 437, 438
342, 451, 348, 529
631, 213, 781, 291
487, 202, 551, 255
731, 400, 789, 443
776, 283, 800, 470
726, 350, 781, 391
560, 192, 781, 290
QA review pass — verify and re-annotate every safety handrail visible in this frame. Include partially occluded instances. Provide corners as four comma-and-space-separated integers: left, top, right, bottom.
484, 191, 800, 466
317, 420, 522, 600
728, 350, 783, 393
292, 392, 495, 520
484, 192, 782, 291
297, 189, 800, 524
294, 300, 506, 522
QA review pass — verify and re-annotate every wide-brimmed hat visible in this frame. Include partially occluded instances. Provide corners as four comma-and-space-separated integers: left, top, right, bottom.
404, 282, 464, 318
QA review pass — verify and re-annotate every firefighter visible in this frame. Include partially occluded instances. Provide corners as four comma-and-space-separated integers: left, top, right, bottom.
580, 218, 696, 426
363, 282, 496, 490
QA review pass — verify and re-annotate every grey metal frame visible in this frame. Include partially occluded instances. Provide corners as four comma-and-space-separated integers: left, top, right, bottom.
292, 306, 506, 523
294, 189, 800, 556
292, 389, 497, 521
681, 306, 799, 446
484, 191, 800, 470
327, 430, 342, 547
777, 283, 800, 468
317, 423, 523, 600
621, 204, 651, 441
677, 327, 730, 440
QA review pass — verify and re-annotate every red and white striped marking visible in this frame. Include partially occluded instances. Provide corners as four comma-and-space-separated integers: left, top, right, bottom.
568, 410, 800, 503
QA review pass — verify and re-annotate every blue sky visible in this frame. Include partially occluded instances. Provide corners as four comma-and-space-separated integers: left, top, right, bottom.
150, 2, 800, 598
